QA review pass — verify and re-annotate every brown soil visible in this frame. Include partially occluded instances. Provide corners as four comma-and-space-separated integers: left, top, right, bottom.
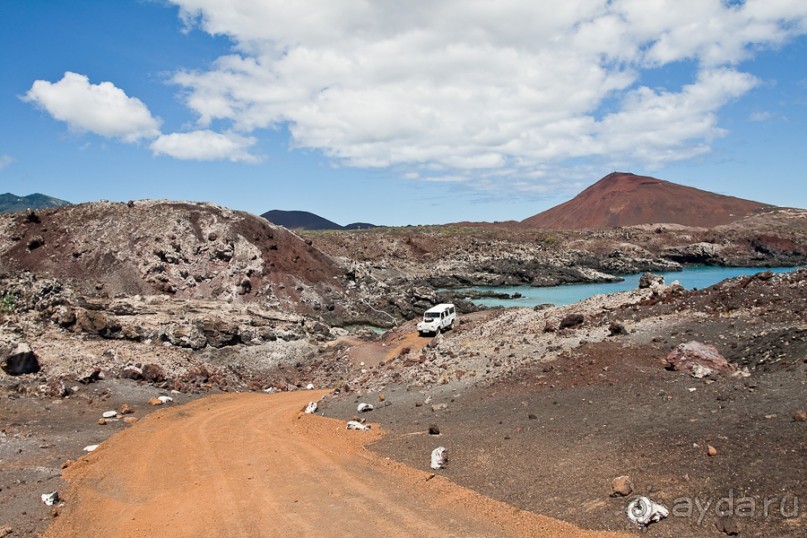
44, 391, 626, 538
316, 270, 807, 537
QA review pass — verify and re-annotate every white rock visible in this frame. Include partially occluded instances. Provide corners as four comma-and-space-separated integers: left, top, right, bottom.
431, 446, 448, 470
306, 383, 315, 390
83, 444, 99, 452
626, 496, 669, 527
304, 402, 318, 414
357, 403, 374, 412
691, 364, 714, 379
346, 420, 371, 431
41, 491, 59, 506
102, 411, 117, 418
157, 396, 173, 403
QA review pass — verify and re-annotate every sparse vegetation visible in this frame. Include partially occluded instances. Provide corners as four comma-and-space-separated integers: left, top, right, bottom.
0, 292, 16, 314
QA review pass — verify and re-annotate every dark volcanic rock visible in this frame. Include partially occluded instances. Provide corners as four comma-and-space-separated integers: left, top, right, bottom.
608, 322, 628, 336
559, 314, 584, 330
1, 343, 41, 375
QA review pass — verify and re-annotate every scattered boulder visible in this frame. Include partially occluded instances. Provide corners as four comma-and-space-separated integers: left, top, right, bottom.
346, 420, 371, 431
559, 313, 584, 330
793, 409, 807, 422
39, 378, 68, 398
608, 322, 628, 336
665, 341, 735, 377
357, 403, 374, 412
27, 236, 45, 251
40, 492, 59, 506
430, 446, 448, 470
142, 364, 166, 382
707, 444, 718, 457
611, 476, 634, 497
118, 403, 134, 415
304, 402, 318, 414
79, 368, 103, 384
639, 272, 664, 289
1, 343, 41, 375
626, 496, 669, 527
123, 416, 138, 425
74, 309, 119, 337
147, 397, 163, 406
427, 332, 444, 348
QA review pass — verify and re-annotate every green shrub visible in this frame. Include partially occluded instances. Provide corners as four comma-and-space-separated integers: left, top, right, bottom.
0, 293, 16, 314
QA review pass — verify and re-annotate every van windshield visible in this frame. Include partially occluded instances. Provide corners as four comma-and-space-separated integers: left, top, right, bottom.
424, 312, 440, 320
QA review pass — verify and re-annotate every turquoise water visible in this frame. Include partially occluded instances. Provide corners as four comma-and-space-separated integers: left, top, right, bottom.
462, 266, 803, 308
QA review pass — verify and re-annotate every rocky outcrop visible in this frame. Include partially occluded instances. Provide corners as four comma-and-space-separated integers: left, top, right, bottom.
0, 200, 359, 323
662, 242, 725, 264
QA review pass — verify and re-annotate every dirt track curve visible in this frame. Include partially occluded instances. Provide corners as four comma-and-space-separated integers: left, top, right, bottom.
45, 391, 627, 537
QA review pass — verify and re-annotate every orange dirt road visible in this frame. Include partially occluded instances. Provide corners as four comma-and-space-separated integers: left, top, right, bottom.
46, 391, 628, 538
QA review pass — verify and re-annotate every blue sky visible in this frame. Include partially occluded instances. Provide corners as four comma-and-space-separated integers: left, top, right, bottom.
1, 1, 805, 226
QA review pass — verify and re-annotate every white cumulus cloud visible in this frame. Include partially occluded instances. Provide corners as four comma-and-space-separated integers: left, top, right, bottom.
23, 72, 161, 142
151, 130, 259, 162
165, 0, 807, 185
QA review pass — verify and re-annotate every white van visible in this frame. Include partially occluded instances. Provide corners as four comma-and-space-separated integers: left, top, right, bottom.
417, 303, 456, 336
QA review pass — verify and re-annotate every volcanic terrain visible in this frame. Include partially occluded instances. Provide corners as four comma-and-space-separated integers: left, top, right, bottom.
1, 186, 805, 537
521, 172, 773, 229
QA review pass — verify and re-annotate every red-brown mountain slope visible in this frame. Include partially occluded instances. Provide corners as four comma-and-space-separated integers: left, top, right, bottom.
521, 172, 773, 229
0, 200, 350, 317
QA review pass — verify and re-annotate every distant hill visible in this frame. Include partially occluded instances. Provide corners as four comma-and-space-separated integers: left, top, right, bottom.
261, 210, 378, 231
344, 222, 379, 230
521, 172, 773, 229
0, 193, 70, 213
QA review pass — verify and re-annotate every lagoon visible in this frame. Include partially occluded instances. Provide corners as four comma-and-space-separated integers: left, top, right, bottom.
462, 266, 803, 308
